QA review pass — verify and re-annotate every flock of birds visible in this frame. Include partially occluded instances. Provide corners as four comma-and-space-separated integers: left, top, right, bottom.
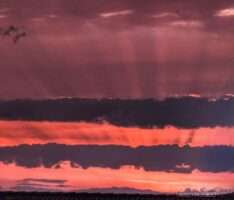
0, 10, 185, 45
0, 25, 27, 43
0, 10, 184, 45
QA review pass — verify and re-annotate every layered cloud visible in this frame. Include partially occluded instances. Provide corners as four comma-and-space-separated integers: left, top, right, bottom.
0, 1, 234, 194
10, 178, 69, 192
1, 162, 234, 194
0, 143, 233, 173
10, 182, 160, 194
1, 97, 234, 128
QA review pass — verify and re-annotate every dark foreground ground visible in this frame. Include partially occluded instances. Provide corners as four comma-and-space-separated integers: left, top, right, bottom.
0, 192, 234, 200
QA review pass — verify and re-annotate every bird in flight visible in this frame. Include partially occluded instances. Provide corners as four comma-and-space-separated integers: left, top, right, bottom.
2, 25, 19, 36
0, 25, 27, 43
13, 31, 27, 43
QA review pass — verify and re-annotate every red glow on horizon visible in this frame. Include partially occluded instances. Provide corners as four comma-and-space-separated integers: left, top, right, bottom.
0, 120, 233, 147
0, 162, 233, 193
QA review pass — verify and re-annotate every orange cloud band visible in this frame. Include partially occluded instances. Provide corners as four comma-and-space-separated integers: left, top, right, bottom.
0, 120, 233, 147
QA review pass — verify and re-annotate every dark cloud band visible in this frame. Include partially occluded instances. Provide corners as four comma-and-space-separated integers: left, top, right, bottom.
1, 97, 234, 128
0, 143, 233, 173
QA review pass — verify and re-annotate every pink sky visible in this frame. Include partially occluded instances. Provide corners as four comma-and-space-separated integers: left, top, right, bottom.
0, 121, 233, 147
1, 162, 234, 193
0, 0, 234, 99
0, 0, 234, 194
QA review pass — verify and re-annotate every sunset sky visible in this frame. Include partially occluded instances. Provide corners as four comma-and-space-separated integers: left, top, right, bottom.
0, 0, 234, 194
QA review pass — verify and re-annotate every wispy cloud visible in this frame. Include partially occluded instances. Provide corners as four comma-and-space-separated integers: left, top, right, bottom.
0, 8, 12, 13
0, 15, 7, 19
48, 14, 59, 19
170, 20, 203, 28
100, 10, 134, 18
19, 178, 67, 184
215, 8, 234, 17
152, 12, 178, 18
